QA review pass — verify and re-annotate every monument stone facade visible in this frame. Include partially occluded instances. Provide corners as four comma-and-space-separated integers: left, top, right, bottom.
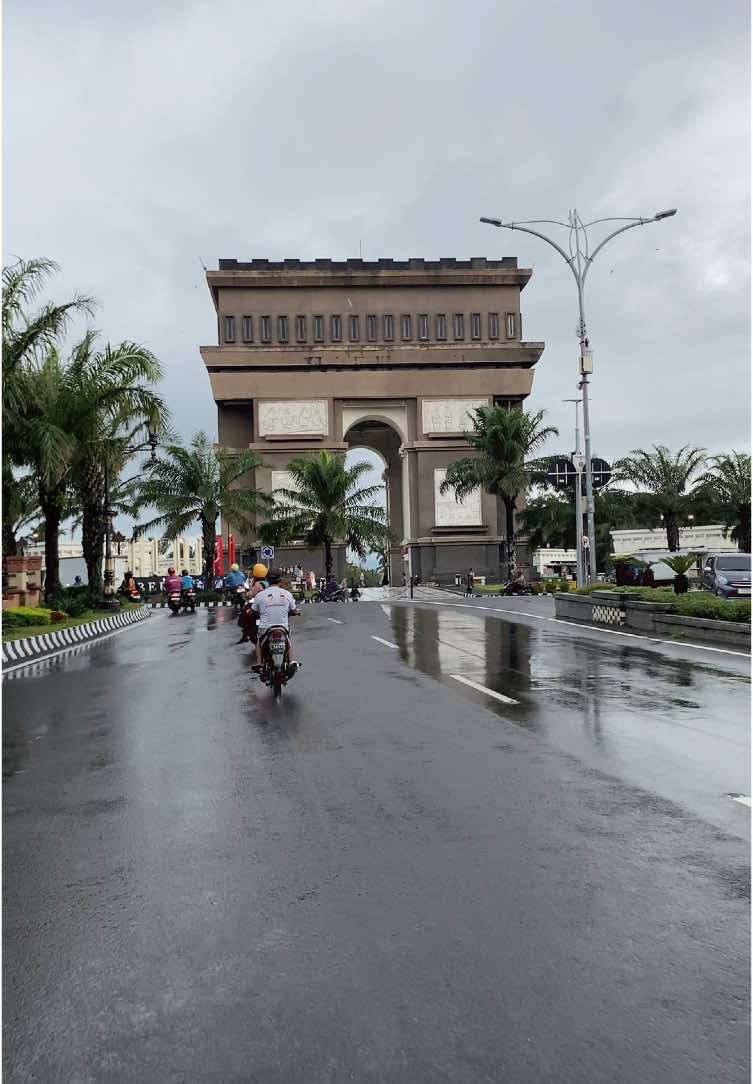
201, 257, 544, 583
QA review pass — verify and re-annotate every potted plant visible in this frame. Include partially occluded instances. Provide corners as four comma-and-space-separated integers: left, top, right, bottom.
663, 553, 701, 595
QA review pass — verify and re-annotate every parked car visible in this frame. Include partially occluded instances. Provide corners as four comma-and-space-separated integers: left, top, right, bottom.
701, 553, 751, 598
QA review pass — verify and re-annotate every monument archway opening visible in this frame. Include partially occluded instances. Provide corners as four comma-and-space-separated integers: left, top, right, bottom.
344, 418, 405, 585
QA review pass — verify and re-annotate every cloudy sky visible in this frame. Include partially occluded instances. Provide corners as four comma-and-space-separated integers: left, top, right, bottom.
4, 0, 750, 507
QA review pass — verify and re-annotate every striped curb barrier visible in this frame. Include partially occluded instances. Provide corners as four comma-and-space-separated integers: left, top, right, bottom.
2, 606, 150, 673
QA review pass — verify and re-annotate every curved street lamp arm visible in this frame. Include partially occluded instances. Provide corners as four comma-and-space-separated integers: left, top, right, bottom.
582, 219, 655, 284
480, 218, 580, 285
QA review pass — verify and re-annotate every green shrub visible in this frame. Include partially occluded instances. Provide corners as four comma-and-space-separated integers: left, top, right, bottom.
47, 586, 94, 617
2, 606, 54, 628
668, 593, 750, 624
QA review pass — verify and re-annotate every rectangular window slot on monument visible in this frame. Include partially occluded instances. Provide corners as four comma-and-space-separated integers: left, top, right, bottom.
401, 314, 412, 340
295, 315, 307, 342
506, 313, 516, 338
223, 316, 235, 342
383, 314, 394, 341
313, 315, 324, 342
278, 315, 288, 342
436, 314, 446, 340
488, 313, 499, 340
260, 316, 271, 343
331, 315, 342, 342
471, 313, 481, 340
242, 316, 253, 342
453, 313, 464, 340
418, 314, 429, 340
366, 315, 377, 341
349, 314, 360, 341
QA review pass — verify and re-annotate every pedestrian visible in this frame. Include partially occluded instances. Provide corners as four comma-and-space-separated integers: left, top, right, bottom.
401, 572, 408, 598
465, 567, 475, 597
72, 575, 84, 589
359, 571, 365, 587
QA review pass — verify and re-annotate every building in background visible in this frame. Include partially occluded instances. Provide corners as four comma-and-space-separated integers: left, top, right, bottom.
610, 525, 738, 555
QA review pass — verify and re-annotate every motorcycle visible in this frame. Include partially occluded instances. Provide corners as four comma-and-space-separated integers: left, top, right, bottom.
500, 580, 534, 597
257, 625, 298, 699
181, 588, 196, 613
313, 586, 346, 603
167, 590, 183, 614
230, 585, 247, 614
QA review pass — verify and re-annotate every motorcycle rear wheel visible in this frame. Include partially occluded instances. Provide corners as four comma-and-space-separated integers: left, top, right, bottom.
272, 669, 283, 699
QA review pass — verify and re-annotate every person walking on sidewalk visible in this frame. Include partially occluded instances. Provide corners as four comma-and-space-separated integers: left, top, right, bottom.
465, 568, 475, 597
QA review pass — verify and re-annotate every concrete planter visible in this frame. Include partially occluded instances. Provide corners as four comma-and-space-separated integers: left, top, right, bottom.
654, 613, 751, 649
553, 592, 594, 620
624, 599, 673, 632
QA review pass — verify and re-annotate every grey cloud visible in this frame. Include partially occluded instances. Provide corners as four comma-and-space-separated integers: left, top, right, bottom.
4, 0, 749, 495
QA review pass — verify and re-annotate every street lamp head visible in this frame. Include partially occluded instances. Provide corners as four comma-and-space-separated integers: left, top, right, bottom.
654, 208, 677, 220
479, 216, 503, 227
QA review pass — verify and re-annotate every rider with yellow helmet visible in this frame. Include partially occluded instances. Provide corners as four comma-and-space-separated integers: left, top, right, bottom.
236, 563, 268, 644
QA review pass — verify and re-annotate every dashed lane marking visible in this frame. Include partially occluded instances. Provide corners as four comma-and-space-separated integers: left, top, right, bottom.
327, 617, 344, 624
450, 674, 519, 705
729, 794, 752, 807
371, 635, 399, 649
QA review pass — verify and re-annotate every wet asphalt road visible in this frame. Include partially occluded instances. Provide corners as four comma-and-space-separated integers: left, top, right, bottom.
3, 596, 750, 1083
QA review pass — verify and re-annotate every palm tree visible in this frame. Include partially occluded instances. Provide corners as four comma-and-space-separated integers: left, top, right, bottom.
2, 257, 93, 435
613, 445, 707, 551
440, 405, 557, 580
12, 348, 79, 594
2, 469, 42, 556
131, 432, 270, 578
696, 452, 751, 552
260, 450, 391, 581
67, 335, 168, 592
518, 492, 576, 552
663, 553, 700, 595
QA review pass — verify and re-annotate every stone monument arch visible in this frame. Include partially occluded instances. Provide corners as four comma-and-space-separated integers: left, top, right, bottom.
201, 257, 544, 583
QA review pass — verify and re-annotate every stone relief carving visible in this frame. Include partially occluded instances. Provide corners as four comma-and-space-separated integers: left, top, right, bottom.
434, 469, 482, 526
422, 398, 488, 435
259, 400, 328, 437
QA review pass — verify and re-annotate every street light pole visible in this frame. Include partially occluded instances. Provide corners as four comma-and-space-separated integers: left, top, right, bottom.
563, 397, 585, 587
480, 206, 677, 580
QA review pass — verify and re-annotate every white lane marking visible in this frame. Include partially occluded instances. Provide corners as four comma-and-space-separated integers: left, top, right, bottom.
327, 617, 343, 624
371, 635, 398, 649
730, 794, 752, 807
400, 600, 751, 658
450, 674, 519, 704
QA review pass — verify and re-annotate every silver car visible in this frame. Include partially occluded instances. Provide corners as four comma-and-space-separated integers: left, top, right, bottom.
701, 553, 751, 598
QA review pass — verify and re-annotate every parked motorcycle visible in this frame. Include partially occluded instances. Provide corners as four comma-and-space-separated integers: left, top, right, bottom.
257, 625, 298, 699
500, 580, 534, 597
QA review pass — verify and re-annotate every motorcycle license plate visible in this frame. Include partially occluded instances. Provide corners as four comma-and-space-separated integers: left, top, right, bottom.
269, 641, 285, 653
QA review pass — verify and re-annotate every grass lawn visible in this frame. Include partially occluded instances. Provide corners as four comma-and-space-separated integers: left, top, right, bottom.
3, 603, 142, 642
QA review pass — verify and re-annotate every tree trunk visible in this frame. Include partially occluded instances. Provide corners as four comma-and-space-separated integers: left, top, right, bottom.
665, 516, 680, 551
201, 517, 216, 582
324, 537, 333, 581
3, 522, 18, 557
80, 458, 106, 594
503, 495, 517, 581
41, 495, 62, 599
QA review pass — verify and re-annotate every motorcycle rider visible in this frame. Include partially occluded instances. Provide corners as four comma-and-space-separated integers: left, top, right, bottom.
251, 568, 300, 674
180, 568, 194, 598
236, 563, 268, 644
163, 566, 183, 595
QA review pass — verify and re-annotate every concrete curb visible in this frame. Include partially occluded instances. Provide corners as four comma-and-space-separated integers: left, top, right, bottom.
2, 606, 150, 670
